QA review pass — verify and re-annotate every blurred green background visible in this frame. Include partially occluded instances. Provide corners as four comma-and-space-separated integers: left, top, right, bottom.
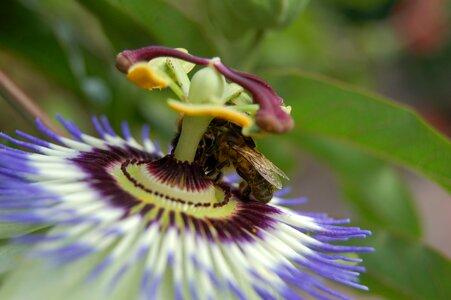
0, 0, 450, 299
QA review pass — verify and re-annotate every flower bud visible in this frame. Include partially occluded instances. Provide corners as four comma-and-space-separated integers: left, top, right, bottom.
207, 0, 309, 36
188, 66, 225, 104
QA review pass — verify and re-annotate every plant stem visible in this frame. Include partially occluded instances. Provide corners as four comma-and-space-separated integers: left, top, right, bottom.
240, 29, 267, 72
173, 116, 212, 162
0, 70, 64, 135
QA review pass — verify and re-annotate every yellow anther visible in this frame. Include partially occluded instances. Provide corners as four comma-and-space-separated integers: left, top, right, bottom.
167, 99, 253, 129
127, 62, 168, 90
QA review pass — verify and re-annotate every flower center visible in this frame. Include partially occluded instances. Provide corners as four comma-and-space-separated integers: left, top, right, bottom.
111, 155, 237, 218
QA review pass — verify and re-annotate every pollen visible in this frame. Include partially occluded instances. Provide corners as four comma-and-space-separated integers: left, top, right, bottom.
127, 62, 168, 90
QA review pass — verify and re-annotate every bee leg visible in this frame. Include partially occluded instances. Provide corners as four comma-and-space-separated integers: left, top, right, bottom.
206, 160, 229, 181
207, 170, 223, 183
205, 169, 218, 180
239, 182, 252, 201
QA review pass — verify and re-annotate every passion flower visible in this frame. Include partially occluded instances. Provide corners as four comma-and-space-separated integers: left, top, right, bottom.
0, 46, 373, 300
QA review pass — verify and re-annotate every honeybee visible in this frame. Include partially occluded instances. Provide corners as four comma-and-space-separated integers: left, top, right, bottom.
193, 119, 288, 203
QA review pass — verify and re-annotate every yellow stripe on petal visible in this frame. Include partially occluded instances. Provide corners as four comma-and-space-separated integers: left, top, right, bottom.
127, 62, 169, 90
167, 99, 253, 129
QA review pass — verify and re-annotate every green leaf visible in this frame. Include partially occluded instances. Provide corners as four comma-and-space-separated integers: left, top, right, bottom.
259, 136, 299, 175
207, 0, 309, 32
0, 1, 78, 91
265, 69, 451, 192
356, 230, 451, 300
0, 0, 156, 127
0, 1, 116, 103
103, 0, 216, 57
299, 135, 421, 237
76, 0, 158, 51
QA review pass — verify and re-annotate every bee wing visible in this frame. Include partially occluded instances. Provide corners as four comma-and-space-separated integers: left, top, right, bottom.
232, 146, 289, 189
